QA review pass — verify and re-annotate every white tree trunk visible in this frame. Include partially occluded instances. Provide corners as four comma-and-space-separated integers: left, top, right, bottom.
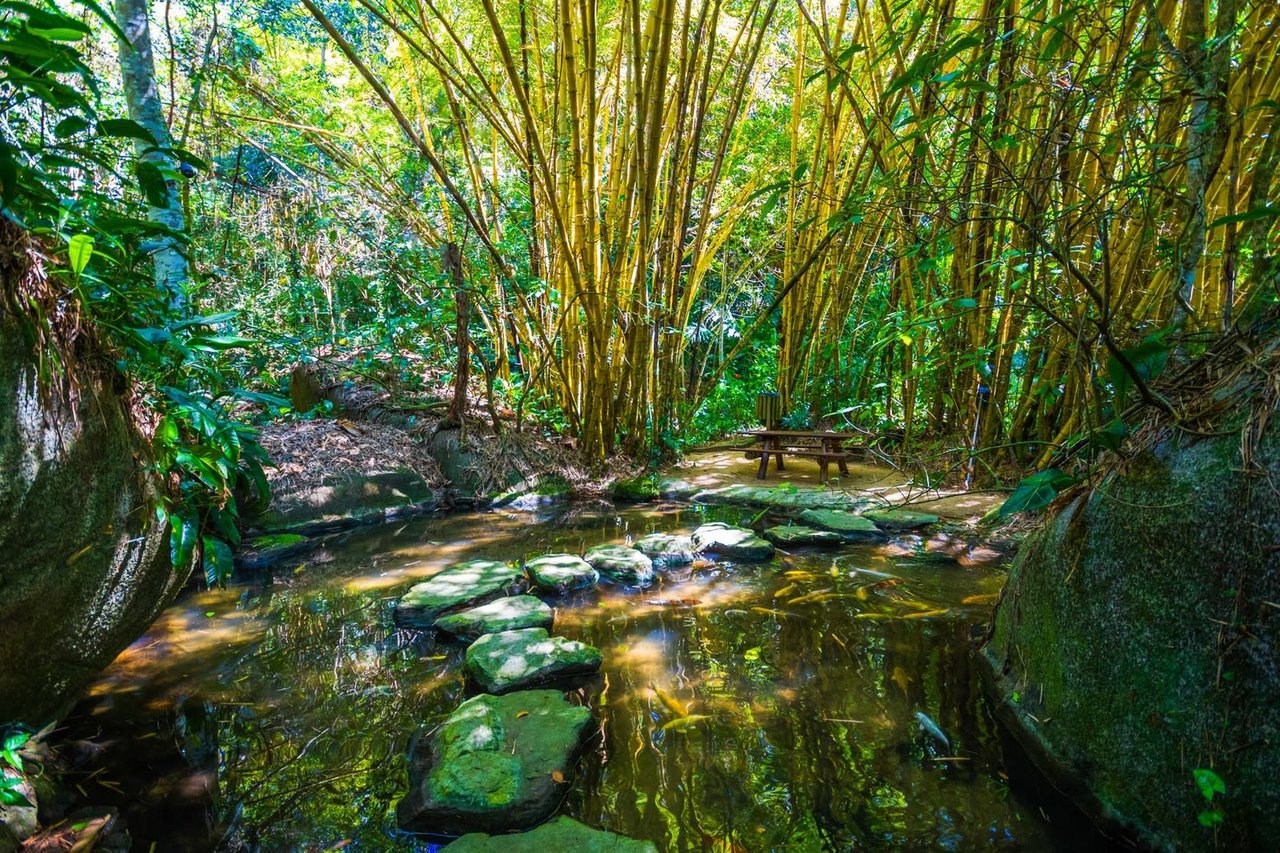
114, 0, 187, 307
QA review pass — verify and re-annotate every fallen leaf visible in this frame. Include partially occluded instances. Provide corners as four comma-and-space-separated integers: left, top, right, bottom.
551, 770, 565, 783
516, 711, 530, 718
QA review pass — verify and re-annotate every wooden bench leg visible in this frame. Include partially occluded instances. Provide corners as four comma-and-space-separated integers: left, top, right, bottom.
818, 458, 828, 484
756, 445, 770, 479
838, 457, 849, 475
775, 452, 785, 471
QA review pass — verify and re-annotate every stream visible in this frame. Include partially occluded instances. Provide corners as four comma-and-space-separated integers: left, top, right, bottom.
61, 501, 1104, 850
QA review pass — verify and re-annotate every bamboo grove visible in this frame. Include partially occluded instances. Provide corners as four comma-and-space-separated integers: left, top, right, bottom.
172, 0, 1280, 463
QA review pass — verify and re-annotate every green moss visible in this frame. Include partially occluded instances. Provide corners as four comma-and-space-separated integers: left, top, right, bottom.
983, 429, 1280, 850
249, 532, 307, 549
609, 475, 660, 503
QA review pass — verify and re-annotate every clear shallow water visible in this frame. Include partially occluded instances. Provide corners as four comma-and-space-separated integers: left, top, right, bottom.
63, 502, 1096, 851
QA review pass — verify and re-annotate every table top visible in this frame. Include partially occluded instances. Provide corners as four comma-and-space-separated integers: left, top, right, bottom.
738, 429, 855, 440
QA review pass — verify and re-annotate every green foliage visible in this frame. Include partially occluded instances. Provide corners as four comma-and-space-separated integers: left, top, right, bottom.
999, 468, 1075, 517
2, 0, 269, 585
1193, 768, 1226, 827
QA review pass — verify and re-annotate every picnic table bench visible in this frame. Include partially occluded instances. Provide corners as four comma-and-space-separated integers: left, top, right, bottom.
738, 429, 864, 484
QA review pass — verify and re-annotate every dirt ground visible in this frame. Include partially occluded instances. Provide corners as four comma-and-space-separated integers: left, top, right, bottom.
667, 450, 1004, 523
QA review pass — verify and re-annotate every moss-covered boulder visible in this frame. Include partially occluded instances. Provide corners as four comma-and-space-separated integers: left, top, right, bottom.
633, 533, 695, 566
762, 525, 845, 547
795, 509, 885, 539
435, 596, 554, 641
446, 816, 657, 852
0, 305, 180, 726
609, 475, 660, 503
981, 334, 1280, 851
583, 545, 655, 587
691, 523, 774, 560
464, 628, 603, 694
397, 691, 594, 835
524, 554, 598, 594
394, 560, 527, 628
863, 508, 940, 531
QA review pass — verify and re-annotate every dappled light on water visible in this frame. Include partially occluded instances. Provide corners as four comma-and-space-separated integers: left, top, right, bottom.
63, 504, 1089, 850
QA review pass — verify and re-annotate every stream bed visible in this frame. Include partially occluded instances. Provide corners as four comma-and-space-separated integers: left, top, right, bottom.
61, 501, 1102, 850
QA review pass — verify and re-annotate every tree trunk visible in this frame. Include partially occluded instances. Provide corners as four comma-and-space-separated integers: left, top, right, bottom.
441, 242, 470, 430
114, 0, 187, 306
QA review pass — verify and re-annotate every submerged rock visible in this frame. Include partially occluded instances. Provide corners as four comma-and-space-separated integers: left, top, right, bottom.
863, 508, 940, 531
435, 596, 553, 641
633, 533, 695, 566
795, 509, 885, 539
690, 523, 774, 560
464, 628, 602, 694
583, 545, 655, 587
446, 815, 657, 852
397, 690, 594, 835
394, 560, 527, 628
762, 525, 845, 547
524, 554, 598, 594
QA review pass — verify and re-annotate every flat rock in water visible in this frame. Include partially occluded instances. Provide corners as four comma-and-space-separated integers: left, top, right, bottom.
435, 596, 553, 641
863, 508, 940, 531
632, 533, 695, 566
446, 816, 657, 852
690, 522, 775, 560
397, 691, 594, 836
762, 525, 845, 547
583, 545, 655, 587
796, 509, 885, 539
394, 560, 527, 628
465, 628, 602, 694
524, 554, 599, 594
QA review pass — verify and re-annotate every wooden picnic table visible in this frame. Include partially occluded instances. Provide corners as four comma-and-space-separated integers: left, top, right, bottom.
738, 429, 862, 483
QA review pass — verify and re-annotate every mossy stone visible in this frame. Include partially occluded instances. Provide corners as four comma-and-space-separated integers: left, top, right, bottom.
863, 508, 940, 531
795, 509, 884, 539
435, 596, 553, 641
446, 816, 658, 852
464, 628, 603, 694
690, 523, 775, 560
609, 475, 660, 503
397, 690, 594, 835
583, 545, 655, 587
982, 426, 1280, 850
394, 560, 527, 628
762, 525, 845, 547
524, 554, 598, 594
633, 533, 695, 566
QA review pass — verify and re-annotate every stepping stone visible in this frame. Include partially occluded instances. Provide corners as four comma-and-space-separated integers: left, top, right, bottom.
762, 525, 845, 547
632, 533, 695, 566
435, 596, 553, 641
796, 509, 886, 540
397, 690, 594, 836
583, 545, 655, 587
524, 554, 599, 594
690, 522, 774, 560
863, 508, 941, 531
465, 628, 602, 694
446, 815, 657, 852
395, 559, 527, 628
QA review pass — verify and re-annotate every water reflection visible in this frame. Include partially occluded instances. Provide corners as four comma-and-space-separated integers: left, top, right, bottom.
63, 505, 1082, 850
